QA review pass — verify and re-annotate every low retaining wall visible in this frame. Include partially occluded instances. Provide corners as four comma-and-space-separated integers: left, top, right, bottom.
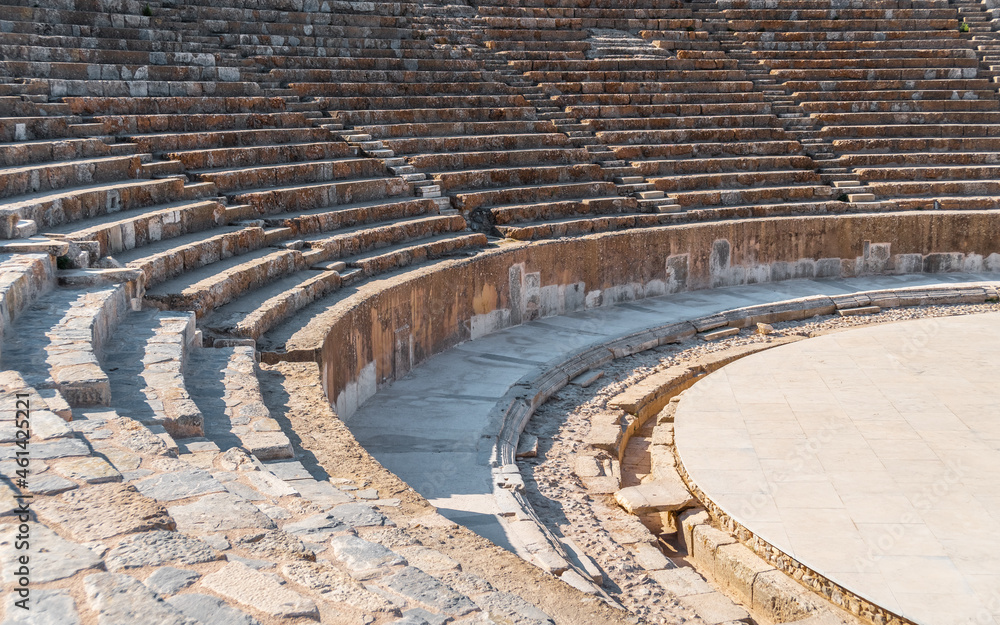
264, 210, 1000, 418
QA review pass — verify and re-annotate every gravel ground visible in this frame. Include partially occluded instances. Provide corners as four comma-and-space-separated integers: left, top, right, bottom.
518, 301, 1000, 623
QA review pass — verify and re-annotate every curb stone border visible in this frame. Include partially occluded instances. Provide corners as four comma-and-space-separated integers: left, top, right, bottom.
492, 279, 1000, 623
664, 283, 1000, 625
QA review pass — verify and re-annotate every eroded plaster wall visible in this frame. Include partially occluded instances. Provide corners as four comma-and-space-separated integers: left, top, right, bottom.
281, 212, 1000, 417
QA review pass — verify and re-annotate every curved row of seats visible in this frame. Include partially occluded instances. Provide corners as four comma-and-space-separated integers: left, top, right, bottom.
1, 0, 1000, 350
717, 0, 1000, 210
0, 0, 999, 621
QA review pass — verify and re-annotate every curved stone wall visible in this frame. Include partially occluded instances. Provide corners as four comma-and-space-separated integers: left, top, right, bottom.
267, 210, 1000, 418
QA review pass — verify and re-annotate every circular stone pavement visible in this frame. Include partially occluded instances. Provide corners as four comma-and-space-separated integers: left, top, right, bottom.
675, 313, 1000, 625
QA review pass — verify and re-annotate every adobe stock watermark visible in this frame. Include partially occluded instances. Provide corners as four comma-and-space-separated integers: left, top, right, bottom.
736, 408, 845, 521
958, 589, 1000, 625
852, 457, 966, 574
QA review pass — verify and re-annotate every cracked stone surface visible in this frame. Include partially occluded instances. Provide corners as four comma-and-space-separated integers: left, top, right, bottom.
201, 561, 319, 619
132, 469, 225, 502
105, 530, 221, 570
329, 502, 393, 528
166, 594, 260, 625
329, 534, 407, 574
232, 529, 314, 562
167, 492, 275, 532
381, 567, 478, 616
144, 566, 200, 596
34, 483, 175, 541
84, 573, 197, 625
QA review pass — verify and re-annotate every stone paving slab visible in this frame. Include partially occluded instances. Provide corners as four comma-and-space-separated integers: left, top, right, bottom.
675, 312, 1000, 625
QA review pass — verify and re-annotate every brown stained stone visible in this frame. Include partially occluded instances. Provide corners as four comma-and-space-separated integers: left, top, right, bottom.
35, 483, 175, 541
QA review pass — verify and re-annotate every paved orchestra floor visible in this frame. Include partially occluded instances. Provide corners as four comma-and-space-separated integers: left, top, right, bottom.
676, 312, 1000, 625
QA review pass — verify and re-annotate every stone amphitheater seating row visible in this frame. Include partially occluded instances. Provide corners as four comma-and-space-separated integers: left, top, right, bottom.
0, 0, 1000, 620
717, 0, 1000, 210
0, 246, 568, 623
468, 0, 845, 230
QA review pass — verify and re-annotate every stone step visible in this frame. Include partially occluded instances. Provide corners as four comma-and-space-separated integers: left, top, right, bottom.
2, 282, 133, 407
102, 309, 203, 438
0, 177, 189, 239
187, 345, 294, 461
847, 192, 877, 202
43, 197, 226, 260
0, 154, 142, 200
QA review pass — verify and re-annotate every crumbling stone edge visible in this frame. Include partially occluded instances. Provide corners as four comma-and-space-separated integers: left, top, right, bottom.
664, 283, 1000, 625
494, 280, 1000, 622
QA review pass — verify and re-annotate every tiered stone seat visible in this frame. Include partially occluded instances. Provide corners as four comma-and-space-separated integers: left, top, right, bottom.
9, 86, 485, 334
243, 3, 644, 239
0, 275, 134, 407
0, 5, 262, 99
721, 0, 1000, 209
474, 0, 839, 223
0, 95, 228, 244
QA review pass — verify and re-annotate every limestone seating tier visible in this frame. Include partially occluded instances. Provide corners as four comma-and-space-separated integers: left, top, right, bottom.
201, 230, 488, 341
407, 147, 593, 173
0, 176, 216, 239
164, 140, 357, 171
42, 197, 227, 263
142, 212, 477, 332
452, 180, 619, 214
471, 2, 849, 219
0, 277, 134, 407
290, 80, 521, 97
0, 136, 136, 169
492, 198, 935, 240
0, 253, 55, 348
125, 125, 333, 154
0, 153, 143, 200
189, 156, 387, 194
793, 87, 995, 100
350, 119, 560, 140
227, 175, 411, 215
0, 61, 251, 84
112, 224, 270, 289
94, 110, 312, 136
101, 182, 470, 312
0, 45, 220, 67
33, 78, 266, 100
799, 98, 998, 113
257, 55, 483, 72
717, 0, 1000, 210
101, 308, 204, 439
